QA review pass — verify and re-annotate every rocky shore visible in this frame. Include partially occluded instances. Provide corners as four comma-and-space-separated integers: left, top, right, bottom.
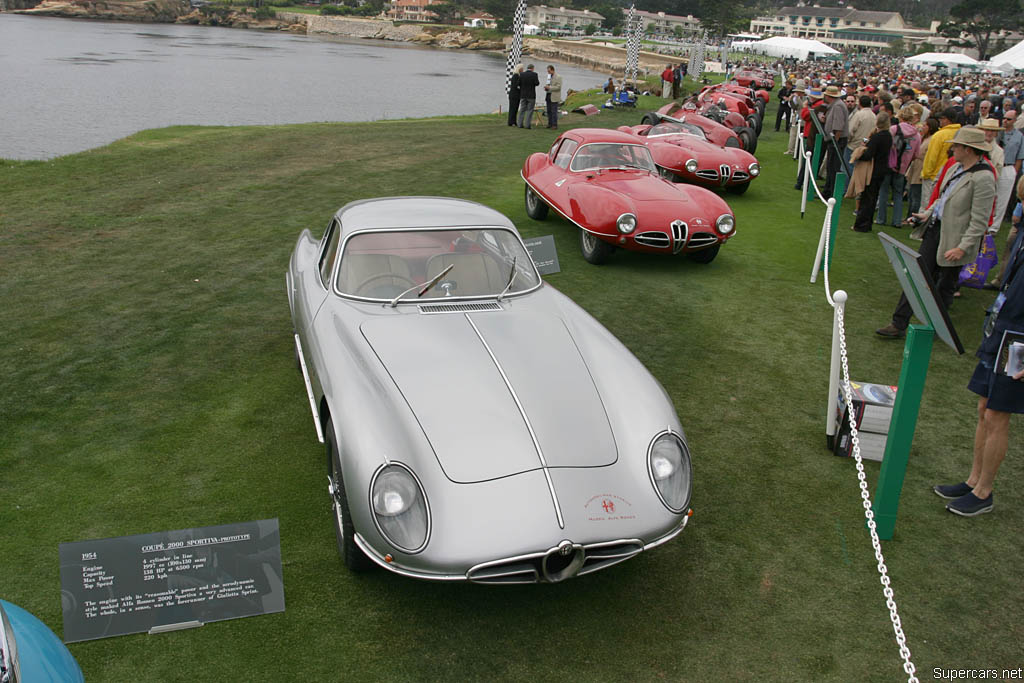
8, 2, 649, 74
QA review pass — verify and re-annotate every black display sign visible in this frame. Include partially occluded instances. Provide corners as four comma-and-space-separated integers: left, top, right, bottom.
59, 519, 284, 643
524, 235, 561, 275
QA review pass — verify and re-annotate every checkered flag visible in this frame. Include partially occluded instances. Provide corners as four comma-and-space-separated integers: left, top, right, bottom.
505, 0, 527, 95
623, 5, 636, 85
632, 12, 643, 83
692, 30, 706, 80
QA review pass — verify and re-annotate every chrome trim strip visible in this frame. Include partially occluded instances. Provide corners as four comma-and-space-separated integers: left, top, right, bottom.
643, 515, 689, 550
294, 333, 324, 444
352, 534, 466, 581
418, 302, 503, 314
464, 313, 565, 529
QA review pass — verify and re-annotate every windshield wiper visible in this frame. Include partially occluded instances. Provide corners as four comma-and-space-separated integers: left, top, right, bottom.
496, 256, 518, 303
388, 264, 454, 308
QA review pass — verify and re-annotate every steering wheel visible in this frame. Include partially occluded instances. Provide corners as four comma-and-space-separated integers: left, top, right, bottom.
354, 272, 417, 296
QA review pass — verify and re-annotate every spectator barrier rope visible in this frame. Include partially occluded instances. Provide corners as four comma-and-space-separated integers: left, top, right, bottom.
801, 153, 920, 683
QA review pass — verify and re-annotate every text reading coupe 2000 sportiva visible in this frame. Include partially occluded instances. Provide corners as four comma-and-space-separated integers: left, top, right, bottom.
286, 197, 693, 583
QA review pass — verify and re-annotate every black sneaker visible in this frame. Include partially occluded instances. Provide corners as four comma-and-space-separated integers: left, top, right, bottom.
946, 492, 993, 517
933, 482, 972, 499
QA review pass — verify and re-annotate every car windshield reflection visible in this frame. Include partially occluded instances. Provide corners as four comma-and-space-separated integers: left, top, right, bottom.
335, 228, 541, 302
647, 121, 707, 139
569, 143, 657, 173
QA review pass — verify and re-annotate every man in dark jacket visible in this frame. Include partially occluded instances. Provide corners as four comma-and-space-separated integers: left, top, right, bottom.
517, 64, 540, 129
507, 64, 522, 127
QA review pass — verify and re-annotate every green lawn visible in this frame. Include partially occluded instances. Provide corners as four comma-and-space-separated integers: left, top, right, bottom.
1, 99, 1021, 682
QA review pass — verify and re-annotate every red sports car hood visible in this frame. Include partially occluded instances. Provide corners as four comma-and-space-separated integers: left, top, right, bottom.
567, 171, 690, 204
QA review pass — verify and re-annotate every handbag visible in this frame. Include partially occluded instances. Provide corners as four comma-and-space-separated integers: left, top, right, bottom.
958, 233, 999, 289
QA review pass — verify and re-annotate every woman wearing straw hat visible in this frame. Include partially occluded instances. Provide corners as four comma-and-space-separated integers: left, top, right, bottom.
933, 175, 1024, 516
978, 117, 1016, 233
876, 126, 997, 339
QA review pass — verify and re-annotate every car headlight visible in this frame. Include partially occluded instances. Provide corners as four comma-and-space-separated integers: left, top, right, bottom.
716, 214, 735, 235
748, 162, 760, 177
685, 158, 698, 173
647, 432, 692, 513
370, 463, 429, 552
616, 213, 637, 234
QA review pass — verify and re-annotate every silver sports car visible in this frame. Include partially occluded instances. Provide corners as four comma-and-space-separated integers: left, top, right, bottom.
286, 197, 692, 583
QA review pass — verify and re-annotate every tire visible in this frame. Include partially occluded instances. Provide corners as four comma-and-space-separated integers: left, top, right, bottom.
736, 127, 757, 154
524, 184, 549, 220
641, 112, 660, 125
326, 418, 374, 572
728, 181, 750, 195
754, 99, 766, 119
687, 243, 721, 264
746, 113, 762, 136
579, 229, 615, 265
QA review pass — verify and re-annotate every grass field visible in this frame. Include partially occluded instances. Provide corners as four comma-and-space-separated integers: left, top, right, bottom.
2, 95, 1022, 682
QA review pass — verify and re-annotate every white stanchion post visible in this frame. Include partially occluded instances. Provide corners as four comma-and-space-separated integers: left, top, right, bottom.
810, 197, 835, 283
826, 289, 847, 446
800, 150, 811, 217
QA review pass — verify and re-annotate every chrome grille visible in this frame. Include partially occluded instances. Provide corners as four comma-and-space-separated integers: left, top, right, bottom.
687, 232, 719, 249
731, 171, 750, 182
418, 302, 503, 314
719, 164, 732, 184
670, 220, 689, 254
695, 169, 718, 180
467, 538, 645, 584
634, 231, 671, 248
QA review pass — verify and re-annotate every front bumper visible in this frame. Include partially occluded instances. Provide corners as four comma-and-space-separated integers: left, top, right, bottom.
353, 513, 690, 584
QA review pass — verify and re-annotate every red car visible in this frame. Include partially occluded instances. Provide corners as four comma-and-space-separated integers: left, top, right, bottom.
648, 102, 757, 155
733, 69, 775, 90
699, 86, 761, 134
616, 120, 760, 194
521, 128, 736, 265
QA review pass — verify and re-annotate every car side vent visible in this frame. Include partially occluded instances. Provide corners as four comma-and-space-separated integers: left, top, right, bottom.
418, 302, 503, 314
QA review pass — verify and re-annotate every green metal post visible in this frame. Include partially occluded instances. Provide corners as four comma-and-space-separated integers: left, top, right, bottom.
826, 172, 847, 270
872, 323, 935, 540
806, 135, 822, 202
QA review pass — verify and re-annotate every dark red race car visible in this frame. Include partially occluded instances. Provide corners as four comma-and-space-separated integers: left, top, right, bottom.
521, 128, 736, 265
699, 85, 762, 134
733, 68, 775, 90
616, 120, 760, 194
646, 102, 758, 155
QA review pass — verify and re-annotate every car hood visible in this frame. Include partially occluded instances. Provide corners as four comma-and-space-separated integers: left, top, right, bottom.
569, 171, 690, 204
360, 309, 617, 483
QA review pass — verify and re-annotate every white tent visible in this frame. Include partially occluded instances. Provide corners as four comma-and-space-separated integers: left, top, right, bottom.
732, 36, 839, 61
989, 39, 1024, 71
904, 52, 981, 69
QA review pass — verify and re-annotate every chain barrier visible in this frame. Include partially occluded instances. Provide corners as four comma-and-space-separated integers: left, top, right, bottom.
815, 167, 919, 683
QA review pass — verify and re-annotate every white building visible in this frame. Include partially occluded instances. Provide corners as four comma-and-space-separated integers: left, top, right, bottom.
635, 9, 701, 38
524, 6, 604, 34
749, 6, 934, 52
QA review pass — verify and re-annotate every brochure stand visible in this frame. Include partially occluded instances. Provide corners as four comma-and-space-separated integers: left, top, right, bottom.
874, 233, 964, 539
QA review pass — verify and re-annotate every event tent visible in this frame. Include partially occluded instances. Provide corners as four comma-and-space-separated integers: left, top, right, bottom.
989, 39, 1024, 71
904, 52, 981, 69
731, 36, 839, 61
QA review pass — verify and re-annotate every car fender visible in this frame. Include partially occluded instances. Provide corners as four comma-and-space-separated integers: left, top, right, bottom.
522, 151, 550, 178
565, 183, 635, 235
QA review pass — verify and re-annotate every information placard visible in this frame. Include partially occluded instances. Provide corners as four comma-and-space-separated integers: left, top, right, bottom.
59, 519, 284, 643
524, 235, 561, 275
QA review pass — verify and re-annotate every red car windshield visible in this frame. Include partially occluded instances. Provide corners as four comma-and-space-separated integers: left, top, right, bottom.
646, 122, 707, 140
569, 143, 657, 173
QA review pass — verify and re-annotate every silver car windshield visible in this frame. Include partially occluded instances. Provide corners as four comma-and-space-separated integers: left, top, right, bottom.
647, 121, 707, 140
569, 143, 657, 172
335, 228, 541, 302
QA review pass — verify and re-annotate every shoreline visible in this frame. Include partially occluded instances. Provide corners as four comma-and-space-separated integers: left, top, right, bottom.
5, 5, 667, 75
